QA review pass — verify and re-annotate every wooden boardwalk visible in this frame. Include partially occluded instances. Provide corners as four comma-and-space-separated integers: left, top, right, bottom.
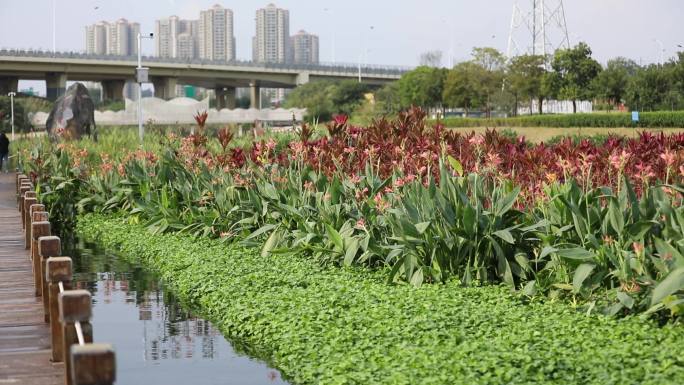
0, 173, 63, 385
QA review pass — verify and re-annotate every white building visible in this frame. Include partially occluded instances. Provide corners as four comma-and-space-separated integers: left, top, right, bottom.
109, 19, 139, 56
253, 3, 290, 63
86, 19, 138, 56
85, 22, 107, 54
290, 30, 319, 64
155, 16, 199, 59
198, 5, 236, 61
177, 33, 197, 59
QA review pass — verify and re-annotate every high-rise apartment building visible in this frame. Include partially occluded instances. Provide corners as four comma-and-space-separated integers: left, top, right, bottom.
85, 22, 108, 54
290, 30, 319, 64
155, 16, 199, 59
85, 19, 138, 56
155, 17, 176, 58
177, 32, 197, 59
198, 5, 236, 61
109, 19, 139, 56
253, 4, 290, 63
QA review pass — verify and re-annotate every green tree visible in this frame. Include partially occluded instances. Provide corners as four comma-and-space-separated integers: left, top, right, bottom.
442, 61, 485, 115
591, 57, 638, 108
374, 81, 402, 115
470, 47, 506, 117
507, 54, 547, 115
624, 64, 676, 111
330, 80, 372, 116
549, 42, 602, 113
396, 66, 446, 110
671, 51, 684, 102
283, 81, 336, 122
472, 47, 506, 72
0, 96, 31, 133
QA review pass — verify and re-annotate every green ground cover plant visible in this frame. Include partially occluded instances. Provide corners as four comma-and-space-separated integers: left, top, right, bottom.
76, 213, 684, 385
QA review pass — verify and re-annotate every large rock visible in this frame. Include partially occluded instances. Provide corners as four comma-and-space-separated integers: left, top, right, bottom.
46, 83, 96, 140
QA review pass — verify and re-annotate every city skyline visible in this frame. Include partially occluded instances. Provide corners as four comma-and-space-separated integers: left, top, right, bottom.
135, 3, 319, 66
3, 0, 684, 68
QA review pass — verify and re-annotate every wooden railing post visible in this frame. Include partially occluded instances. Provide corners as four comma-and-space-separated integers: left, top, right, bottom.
18, 180, 31, 202
59, 290, 94, 385
31, 220, 51, 297
18, 185, 31, 223
16, 174, 28, 194
39, 236, 62, 322
30, 204, 46, 222
23, 195, 38, 248
46, 257, 72, 362
70, 344, 116, 385
29, 203, 47, 249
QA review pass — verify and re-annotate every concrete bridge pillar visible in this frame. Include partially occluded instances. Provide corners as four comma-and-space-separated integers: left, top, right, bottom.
296, 71, 310, 86
101, 80, 125, 101
45, 73, 67, 101
152, 77, 178, 100
0, 77, 18, 94
249, 81, 260, 109
215, 87, 226, 110
215, 87, 236, 110
225, 87, 236, 109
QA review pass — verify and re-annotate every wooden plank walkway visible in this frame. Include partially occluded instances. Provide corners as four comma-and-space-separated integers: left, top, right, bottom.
0, 173, 63, 385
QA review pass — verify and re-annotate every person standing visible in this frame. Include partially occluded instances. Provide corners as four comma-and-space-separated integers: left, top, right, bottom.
0, 132, 9, 173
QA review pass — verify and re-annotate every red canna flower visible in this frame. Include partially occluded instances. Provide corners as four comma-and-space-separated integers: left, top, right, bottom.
333, 114, 348, 126
660, 150, 676, 167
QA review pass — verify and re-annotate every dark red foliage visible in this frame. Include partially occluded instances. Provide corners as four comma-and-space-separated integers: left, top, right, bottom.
194, 110, 209, 129
180, 107, 684, 205
218, 127, 234, 151
327, 114, 349, 138
289, 107, 684, 200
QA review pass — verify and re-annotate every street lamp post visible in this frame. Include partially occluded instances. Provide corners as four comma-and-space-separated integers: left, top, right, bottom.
52, 0, 56, 55
358, 26, 374, 83
136, 32, 154, 143
7, 92, 16, 140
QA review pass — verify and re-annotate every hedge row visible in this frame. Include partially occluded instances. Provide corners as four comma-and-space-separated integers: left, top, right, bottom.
437, 111, 684, 128
76, 213, 684, 385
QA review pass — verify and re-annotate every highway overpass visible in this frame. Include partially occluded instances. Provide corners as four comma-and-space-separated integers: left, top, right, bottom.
0, 49, 408, 108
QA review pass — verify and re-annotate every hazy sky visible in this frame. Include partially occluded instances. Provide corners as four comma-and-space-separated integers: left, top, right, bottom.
0, 1, 682, 67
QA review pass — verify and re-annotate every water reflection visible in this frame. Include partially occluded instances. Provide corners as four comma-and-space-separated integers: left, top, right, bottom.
66, 239, 288, 385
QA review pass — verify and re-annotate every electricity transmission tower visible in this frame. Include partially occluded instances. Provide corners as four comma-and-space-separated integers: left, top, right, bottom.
506, 0, 571, 61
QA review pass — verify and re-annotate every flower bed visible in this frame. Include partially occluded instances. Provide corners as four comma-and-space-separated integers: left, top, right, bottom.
19, 109, 684, 319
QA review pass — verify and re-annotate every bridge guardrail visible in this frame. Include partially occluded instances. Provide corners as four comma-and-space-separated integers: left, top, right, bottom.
0, 48, 410, 77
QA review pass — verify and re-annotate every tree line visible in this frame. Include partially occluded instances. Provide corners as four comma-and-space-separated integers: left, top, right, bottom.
285, 42, 684, 121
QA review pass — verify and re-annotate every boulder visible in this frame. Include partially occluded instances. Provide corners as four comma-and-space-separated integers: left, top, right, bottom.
46, 83, 96, 140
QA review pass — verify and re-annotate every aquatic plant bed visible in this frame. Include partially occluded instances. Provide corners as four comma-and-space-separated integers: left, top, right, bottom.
77, 213, 684, 385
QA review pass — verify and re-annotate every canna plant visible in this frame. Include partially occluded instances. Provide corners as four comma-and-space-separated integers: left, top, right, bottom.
16, 108, 684, 320
531, 178, 684, 317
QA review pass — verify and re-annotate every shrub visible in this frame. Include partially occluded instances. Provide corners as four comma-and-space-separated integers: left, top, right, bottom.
438, 111, 684, 128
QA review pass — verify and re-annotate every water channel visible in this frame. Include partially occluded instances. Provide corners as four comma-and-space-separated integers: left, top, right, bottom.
64, 238, 289, 385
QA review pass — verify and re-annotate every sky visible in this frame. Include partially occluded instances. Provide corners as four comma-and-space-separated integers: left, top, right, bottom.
1, 0, 683, 92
